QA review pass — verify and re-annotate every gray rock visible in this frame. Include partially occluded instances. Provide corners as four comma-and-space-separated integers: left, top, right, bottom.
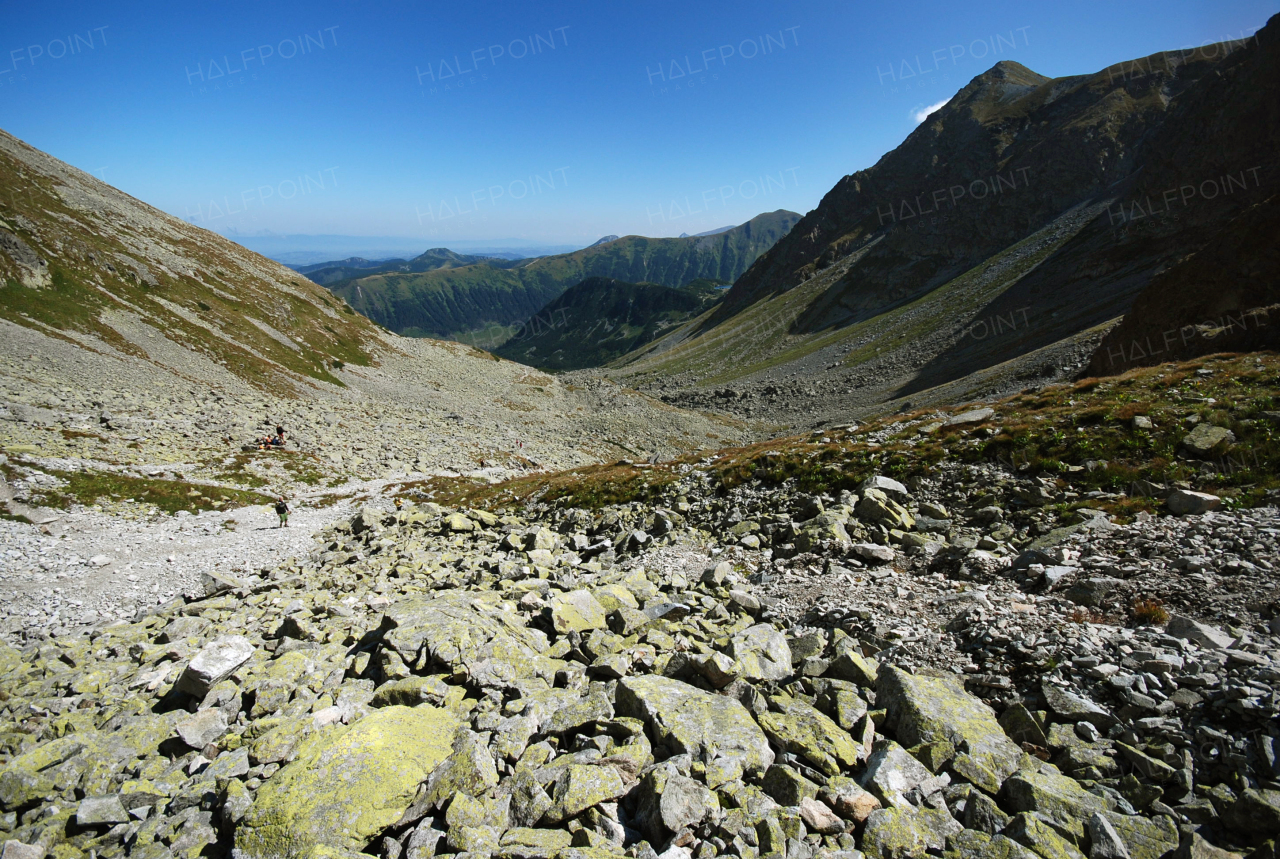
615, 675, 773, 776
1166, 614, 1234, 650
1181, 424, 1234, 457
76, 795, 129, 827
945, 408, 995, 427
176, 708, 228, 749
0, 842, 44, 859
860, 740, 933, 808
634, 766, 716, 842
853, 543, 896, 564
1088, 812, 1131, 859
1042, 681, 1117, 730
727, 623, 792, 682
175, 636, 255, 698
1167, 490, 1221, 515
859, 476, 910, 503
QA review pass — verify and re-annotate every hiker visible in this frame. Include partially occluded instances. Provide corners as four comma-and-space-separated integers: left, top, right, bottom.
275, 496, 290, 528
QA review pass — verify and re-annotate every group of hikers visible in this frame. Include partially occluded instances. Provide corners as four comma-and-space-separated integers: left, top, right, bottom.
250, 425, 288, 450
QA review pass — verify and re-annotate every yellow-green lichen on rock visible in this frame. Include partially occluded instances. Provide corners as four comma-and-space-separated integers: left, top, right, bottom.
238, 704, 460, 855
877, 665, 1024, 794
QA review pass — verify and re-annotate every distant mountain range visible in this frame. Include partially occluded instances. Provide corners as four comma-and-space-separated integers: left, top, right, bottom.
494, 277, 727, 371
321, 210, 800, 341
290, 248, 522, 286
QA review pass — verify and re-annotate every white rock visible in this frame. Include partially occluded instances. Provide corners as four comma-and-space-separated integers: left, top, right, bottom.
175, 635, 255, 697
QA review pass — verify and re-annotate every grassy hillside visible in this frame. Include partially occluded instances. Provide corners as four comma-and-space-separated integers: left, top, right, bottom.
296, 248, 514, 286
494, 277, 726, 371
0, 130, 381, 396
328, 210, 800, 340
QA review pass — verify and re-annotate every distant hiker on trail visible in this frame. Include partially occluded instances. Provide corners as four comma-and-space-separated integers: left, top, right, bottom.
275, 496, 290, 528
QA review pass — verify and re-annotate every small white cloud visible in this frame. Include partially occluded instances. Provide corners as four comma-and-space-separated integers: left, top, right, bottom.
911, 98, 951, 124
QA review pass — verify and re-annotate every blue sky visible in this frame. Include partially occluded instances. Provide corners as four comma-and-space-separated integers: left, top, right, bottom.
1, 0, 1272, 252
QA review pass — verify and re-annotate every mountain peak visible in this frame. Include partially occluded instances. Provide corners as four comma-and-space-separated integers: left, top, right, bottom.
589, 235, 620, 247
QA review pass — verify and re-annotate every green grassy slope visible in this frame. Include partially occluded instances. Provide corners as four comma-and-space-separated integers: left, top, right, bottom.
0, 129, 381, 395
494, 277, 726, 371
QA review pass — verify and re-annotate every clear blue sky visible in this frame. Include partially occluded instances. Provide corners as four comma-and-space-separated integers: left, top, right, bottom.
1, 0, 1272, 250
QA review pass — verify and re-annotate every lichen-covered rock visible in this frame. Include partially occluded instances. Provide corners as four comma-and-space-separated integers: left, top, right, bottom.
615, 675, 773, 776
381, 591, 559, 689
238, 705, 460, 853
943, 829, 1039, 859
542, 764, 626, 825
861, 740, 935, 809
821, 776, 881, 824
757, 697, 860, 776
727, 623, 792, 682
634, 766, 718, 843
1000, 767, 1113, 844
861, 805, 962, 859
1005, 811, 1087, 859
878, 666, 1023, 794
550, 589, 609, 634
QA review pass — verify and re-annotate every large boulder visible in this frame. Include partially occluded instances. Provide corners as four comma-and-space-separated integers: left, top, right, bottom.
757, 698, 860, 777
238, 705, 460, 854
1001, 767, 1114, 845
548, 589, 609, 634
857, 488, 915, 530
615, 675, 773, 777
381, 591, 560, 689
860, 806, 962, 859
877, 666, 1023, 793
175, 635, 254, 697
727, 624, 792, 682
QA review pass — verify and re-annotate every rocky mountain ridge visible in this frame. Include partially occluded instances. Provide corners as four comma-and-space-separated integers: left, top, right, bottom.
607, 19, 1279, 432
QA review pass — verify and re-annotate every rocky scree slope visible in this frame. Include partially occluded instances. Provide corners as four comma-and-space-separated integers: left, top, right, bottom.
612, 20, 1279, 430
0, 127, 749, 515
327, 211, 800, 342
2, 354, 1280, 858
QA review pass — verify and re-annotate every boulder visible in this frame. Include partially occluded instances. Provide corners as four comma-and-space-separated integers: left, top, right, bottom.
542, 764, 627, 825
1000, 768, 1113, 844
238, 705, 460, 853
1005, 811, 1086, 859
854, 543, 896, 564
820, 777, 881, 824
615, 675, 773, 776
176, 708, 229, 749
1041, 681, 1117, 730
75, 795, 129, 827
381, 591, 559, 689
1098, 810, 1179, 859
945, 408, 995, 426
860, 806, 962, 859
175, 635, 254, 697
549, 589, 609, 634
1167, 490, 1222, 515
859, 476, 911, 503
727, 623, 792, 682
857, 488, 914, 530
757, 697, 860, 777
1166, 614, 1234, 650
633, 766, 718, 842
860, 740, 934, 808
878, 666, 1023, 793
1181, 424, 1235, 457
